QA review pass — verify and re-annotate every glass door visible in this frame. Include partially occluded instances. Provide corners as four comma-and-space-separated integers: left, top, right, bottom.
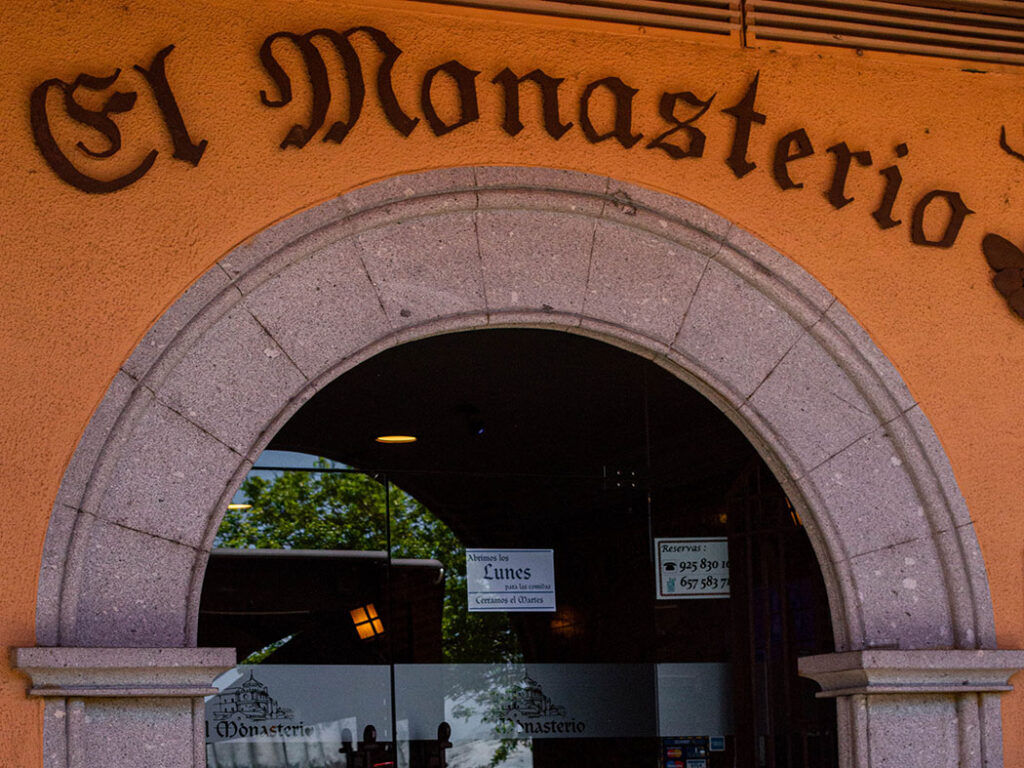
389, 461, 664, 768
201, 465, 403, 767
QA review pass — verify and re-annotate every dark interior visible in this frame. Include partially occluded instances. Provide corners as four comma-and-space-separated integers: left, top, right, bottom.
268, 328, 753, 544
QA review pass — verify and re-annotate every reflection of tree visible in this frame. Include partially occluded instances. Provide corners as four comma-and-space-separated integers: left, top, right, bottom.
217, 460, 519, 664
216, 459, 526, 765
450, 666, 530, 768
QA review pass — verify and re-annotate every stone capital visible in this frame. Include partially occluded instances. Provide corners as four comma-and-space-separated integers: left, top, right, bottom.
12, 646, 235, 698
798, 649, 1024, 697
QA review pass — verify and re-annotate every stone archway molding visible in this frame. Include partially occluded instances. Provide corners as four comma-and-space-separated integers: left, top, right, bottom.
20, 166, 1024, 768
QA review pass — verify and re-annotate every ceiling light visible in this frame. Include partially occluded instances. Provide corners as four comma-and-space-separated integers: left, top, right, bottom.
226, 503, 252, 510
375, 435, 417, 444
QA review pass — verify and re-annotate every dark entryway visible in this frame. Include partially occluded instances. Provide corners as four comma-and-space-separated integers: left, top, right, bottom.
200, 329, 837, 768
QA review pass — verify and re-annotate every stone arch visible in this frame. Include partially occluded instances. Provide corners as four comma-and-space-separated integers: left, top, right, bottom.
28, 166, 1017, 768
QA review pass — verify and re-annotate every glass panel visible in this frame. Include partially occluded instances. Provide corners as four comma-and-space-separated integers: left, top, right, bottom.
388, 454, 670, 768
395, 663, 661, 766
201, 460, 401, 767
207, 665, 391, 767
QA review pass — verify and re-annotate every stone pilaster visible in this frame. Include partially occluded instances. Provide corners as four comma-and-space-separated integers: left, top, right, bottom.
800, 650, 1024, 768
13, 647, 235, 768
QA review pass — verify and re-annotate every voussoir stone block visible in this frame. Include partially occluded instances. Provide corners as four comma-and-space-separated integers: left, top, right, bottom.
583, 220, 709, 345
72, 519, 197, 648
475, 165, 609, 197
675, 260, 806, 400
244, 240, 392, 380
902, 405, 974, 531
345, 166, 477, 218
824, 300, 916, 415
56, 370, 138, 512
154, 308, 307, 456
36, 504, 78, 647
122, 267, 234, 382
600, 193, 728, 261
219, 194, 352, 286
745, 331, 882, 476
723, 225, 834, 317
805, 426, 932, 559
230, 218, 362, 299
477, 209, 594, 315
475, 167, 608, 220
848, 536, 956, 650
604, 182, 732, 241
94, 398, 239, 548
933, 524, 994, 649
356, 211, 485, 326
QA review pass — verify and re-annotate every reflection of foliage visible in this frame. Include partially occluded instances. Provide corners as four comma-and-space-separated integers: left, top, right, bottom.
215, 459, 519, 665
450, 668, 531, 768
240, 635, 294, 665
487, 737, 528, 768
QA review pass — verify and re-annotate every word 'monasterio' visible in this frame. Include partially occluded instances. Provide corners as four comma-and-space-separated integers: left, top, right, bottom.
255, 28, 972, 249
29, 26, 1021, 317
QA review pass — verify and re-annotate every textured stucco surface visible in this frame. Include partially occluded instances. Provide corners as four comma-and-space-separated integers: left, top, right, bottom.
4, 0, 1024, 765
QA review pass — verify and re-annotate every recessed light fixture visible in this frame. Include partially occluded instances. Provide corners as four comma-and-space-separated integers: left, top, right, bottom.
375, 435, 417, 444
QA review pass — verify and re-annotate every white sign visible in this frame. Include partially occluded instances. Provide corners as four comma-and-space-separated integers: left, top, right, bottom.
466, 549, 556, 612
655, 537, 730, 599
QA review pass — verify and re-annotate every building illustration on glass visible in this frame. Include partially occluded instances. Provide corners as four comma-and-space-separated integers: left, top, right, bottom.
502, 676, 568, 720
208, 672, 294, 722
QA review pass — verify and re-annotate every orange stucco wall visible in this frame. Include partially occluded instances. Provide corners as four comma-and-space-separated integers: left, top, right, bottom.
3, 0, 1024, 764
